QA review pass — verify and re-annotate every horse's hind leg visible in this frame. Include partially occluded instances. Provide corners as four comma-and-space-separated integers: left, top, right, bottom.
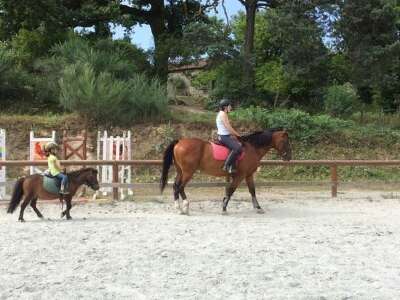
30, 198, 44, 219
173, 164, 183, 211
18, 194, 33, 222
178, 173, 193, 215
173, 177, 182, 211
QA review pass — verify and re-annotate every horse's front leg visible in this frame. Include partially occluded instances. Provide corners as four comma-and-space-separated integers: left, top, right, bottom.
246, 175, 264, 214
222, 175, 244, 215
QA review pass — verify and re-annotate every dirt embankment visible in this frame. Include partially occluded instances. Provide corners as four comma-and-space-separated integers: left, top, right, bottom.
1, 112, 399, 163
0, 114, 219, 161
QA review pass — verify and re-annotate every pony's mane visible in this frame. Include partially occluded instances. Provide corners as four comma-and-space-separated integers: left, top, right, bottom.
68, 167, 96, 178
239, 128, 284, 148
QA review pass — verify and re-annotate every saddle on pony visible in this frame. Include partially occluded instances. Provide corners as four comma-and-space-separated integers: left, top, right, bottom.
210, 142, 245, 161
42, 172, 69, 195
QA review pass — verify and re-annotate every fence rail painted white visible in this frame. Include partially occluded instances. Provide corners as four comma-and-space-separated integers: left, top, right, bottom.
96, 131, 132, 199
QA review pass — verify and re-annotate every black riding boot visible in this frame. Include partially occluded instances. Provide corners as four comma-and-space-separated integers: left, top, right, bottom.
60, 184, 70, 195
222, 150, 238, 174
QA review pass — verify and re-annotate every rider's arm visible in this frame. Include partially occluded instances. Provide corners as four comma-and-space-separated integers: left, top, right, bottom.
55, 158, 63, 171
221, 112, 240, 137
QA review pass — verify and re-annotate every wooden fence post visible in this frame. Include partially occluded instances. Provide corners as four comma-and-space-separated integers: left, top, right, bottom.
113, 162, 119, 201
331, 165, 338, 198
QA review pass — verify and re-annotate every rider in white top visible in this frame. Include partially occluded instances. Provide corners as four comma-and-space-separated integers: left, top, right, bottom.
216, 111, 231, 135
215, 99, 242, 173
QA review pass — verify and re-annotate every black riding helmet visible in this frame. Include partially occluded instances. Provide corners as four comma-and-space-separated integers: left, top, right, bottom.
219, 98, 231, 110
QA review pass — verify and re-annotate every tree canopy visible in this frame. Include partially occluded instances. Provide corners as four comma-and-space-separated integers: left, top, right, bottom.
0, 0, 399, 119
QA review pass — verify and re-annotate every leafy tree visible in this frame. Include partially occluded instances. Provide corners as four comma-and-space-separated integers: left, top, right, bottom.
169, 17, 236, 65
335, 0, 400, 110
324, 82, 361, 117
0, 43, 31, 109
255, 59, 288, 107
0, 0, 219, 82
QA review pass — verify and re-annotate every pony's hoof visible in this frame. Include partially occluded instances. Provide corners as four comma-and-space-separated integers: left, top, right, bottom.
255, 208, 265, 214
221, 210, 228, 216
179, 210, 189, 216
66, 216, 72, 220
18, 218, 25, 222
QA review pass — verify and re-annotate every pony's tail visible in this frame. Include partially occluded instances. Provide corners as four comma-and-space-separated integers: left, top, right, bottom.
160, 139, 179, 193
7, 177, 25, 214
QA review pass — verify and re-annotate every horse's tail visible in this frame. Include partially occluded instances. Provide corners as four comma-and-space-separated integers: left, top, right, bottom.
160, 139, 179, 193
7, 177, 25, 214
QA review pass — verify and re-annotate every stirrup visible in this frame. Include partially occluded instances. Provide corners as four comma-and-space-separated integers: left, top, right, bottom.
60, 186, 70, 195
227, 165, 237, 174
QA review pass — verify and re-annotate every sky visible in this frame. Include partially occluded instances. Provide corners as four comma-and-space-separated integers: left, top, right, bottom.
112, 1, 244, 50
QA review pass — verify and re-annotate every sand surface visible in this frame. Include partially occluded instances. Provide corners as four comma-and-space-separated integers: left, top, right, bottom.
1, 188, 400, 299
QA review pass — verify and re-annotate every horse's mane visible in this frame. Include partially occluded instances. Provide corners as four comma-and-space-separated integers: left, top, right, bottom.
68, 167, 96, 179
239, 128, 284, 148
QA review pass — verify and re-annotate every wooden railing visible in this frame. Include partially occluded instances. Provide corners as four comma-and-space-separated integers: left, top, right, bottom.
1, 160, 400, 200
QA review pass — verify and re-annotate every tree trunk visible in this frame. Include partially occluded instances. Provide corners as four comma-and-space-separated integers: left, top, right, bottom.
148, 1, 169, 83
243, 0, 257, 87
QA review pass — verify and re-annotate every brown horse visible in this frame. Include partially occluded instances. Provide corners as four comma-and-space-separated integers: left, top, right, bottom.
160, 128, 292, 214
7, 168, 100, 222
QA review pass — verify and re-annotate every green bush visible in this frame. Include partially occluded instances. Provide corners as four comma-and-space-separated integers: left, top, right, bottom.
324, 83, 361, 117
232, 106, 400, 147
55, 36, 168, 125
59, 63, 168, 126
0, 44, 33, 110
168, 75, 188, 95
232, 106, 353, 143
191, 69, 217, 90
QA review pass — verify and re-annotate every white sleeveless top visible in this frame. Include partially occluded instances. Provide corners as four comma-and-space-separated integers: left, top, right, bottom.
216, 111, 231, 135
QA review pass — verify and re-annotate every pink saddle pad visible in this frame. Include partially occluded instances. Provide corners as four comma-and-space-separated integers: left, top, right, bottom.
211, 143, 245, 161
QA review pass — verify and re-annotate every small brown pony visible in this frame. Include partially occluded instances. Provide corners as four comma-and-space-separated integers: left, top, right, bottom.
7, 168, 100, 222
160, 128, 292, 214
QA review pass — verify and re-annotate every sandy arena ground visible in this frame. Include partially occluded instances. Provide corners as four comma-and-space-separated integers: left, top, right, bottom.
1, 187, 400, 299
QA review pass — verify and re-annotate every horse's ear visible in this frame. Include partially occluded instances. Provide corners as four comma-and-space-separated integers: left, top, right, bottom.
282, 130, 288, 138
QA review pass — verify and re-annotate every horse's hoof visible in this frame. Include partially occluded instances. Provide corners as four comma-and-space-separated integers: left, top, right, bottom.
66, 216, 72, 220
255, 208, 265, 214
18, 219, 25, 222
221, 210, 228, 216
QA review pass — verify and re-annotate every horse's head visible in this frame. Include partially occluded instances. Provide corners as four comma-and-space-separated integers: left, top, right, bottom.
271, 130, 292, 161
81, 168, 100, 191
240, 128, 292, 161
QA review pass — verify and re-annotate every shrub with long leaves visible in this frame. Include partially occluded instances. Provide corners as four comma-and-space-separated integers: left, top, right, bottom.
59, 63, 168, 126
55, 36, 167, 125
